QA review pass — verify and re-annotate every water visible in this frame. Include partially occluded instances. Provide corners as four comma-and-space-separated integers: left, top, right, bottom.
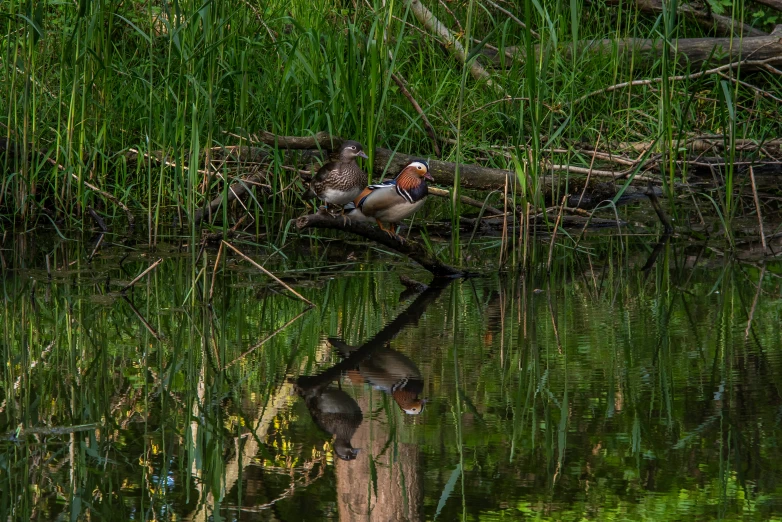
2, 231, 781, 520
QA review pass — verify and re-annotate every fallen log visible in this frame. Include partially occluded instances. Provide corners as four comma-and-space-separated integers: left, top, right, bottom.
295, 212, 464, 277
482, 25, 782, 70
251, 131, 527, 192
755, 0, 782, 11
137, 133, 781, 230
613, 0, 768, 37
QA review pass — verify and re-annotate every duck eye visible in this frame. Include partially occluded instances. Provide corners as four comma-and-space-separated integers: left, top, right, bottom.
351, 146, 356, 150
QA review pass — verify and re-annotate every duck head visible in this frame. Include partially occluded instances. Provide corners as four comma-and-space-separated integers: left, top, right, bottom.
339, 140, 369, 161
392, 389, 427, 415
397, 160, 434, 183
334, 439, 360, 461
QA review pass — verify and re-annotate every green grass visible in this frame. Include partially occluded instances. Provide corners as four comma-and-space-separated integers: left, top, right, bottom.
2, 0, 781, 259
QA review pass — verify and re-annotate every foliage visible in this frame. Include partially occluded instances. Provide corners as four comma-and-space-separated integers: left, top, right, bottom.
1, 0, 780, 251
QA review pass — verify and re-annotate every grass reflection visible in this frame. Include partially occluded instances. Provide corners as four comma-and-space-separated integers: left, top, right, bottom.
1, 232, 781, 520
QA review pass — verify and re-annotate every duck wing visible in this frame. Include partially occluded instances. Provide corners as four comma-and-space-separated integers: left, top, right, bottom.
313, 161, 340, 182
353, 181, 404, 218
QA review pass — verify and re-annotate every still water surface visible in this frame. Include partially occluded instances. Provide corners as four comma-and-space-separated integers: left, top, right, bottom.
1, 231, 781, 520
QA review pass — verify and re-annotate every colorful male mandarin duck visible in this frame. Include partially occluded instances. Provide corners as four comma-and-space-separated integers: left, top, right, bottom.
303, 140, 368, 209
329, 338, 426, 415
347, 160, 433, 234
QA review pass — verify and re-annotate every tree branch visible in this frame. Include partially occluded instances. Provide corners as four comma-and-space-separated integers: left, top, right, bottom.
250, 131, 526, 191
483, 25, 782, 70
623, 0, 768, 37
754, 0, 782, 11
407, 0, 504, 93
295, 212, 464, 277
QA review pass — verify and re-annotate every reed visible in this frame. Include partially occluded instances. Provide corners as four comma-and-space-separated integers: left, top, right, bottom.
1, 0, 780, 262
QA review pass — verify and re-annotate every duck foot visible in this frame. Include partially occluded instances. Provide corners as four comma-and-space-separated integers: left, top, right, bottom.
317, 206, 338, 218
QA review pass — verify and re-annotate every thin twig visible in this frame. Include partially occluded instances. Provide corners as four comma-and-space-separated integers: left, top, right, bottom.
484, 0, 538, 38
87, 233, 105, 263
546, 196, 567, 272
464, 96, 559, 116
428, 186, 503, 215
717, 71, 782, 103
121, 258, 164, 292
236, 0, 276, 41
745, 265, 766, 341
438, 0, 463, 33
749, 166, 767, 251
65, 171, 134, 227
121, 296, 163, 341
224, 307, 311, 369
391, 72, 441, 157
575, 131, 602, 208
408, 0, 504, 92
222, 241, 314, 306
209, 240, 224, 302
572, 57, 782, 105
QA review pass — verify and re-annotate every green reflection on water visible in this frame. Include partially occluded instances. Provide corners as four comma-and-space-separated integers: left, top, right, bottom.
1, 233, 782, 521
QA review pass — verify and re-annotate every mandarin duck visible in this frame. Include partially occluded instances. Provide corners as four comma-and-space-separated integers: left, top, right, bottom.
303, 140, 368, 210
329, 338, 426, 415
346, 160, 433, 234
302, 386, 363, 461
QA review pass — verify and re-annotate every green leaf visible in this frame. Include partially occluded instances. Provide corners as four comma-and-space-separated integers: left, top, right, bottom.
112, 13, 152, 44
368, 455, 378, 498
434, 464, 461, 520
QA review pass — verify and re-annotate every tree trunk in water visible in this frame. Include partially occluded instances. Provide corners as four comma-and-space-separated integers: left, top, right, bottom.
335, 394, 422, 521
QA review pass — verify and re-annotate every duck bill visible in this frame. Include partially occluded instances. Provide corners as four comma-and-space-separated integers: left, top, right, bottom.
357, 150, 369, 159
424, 172, 435, 182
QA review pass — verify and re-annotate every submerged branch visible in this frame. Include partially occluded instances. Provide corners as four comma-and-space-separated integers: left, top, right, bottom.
121, 258, 164, 292
222, 241, 314, 306
295, 212, 464, 277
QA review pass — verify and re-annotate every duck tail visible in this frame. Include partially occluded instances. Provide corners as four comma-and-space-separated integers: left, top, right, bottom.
328, 337, 357, 357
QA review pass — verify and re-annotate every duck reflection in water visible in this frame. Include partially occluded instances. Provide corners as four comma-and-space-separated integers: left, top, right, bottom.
295, 277, 450, 460
300, 386, 363, 461
329, 338, 426, 415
